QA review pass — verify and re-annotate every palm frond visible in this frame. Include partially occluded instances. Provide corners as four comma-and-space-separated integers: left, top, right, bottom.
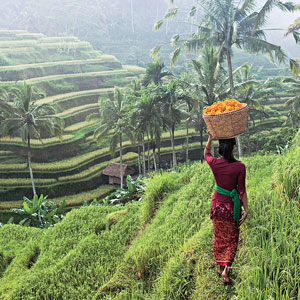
276, 1, 298, 12
251, 0, 275, 34
169, 48, 181, 67
242, 36, 287, 63
289, 59, 300, 77
110, 132, 120, 158
164, 7, 178, 20
284, 95, 300, 108
0, 119, 23, 137
189, 6, 197, 18
285, 17, 300, 37
153, 20, 164, 32
150, 45, 162, 59
86, 112, 101, 123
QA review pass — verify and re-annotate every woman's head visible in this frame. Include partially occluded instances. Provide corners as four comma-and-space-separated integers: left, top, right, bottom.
218, 138, 237, 163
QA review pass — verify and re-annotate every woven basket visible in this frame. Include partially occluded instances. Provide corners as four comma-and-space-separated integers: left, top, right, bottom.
203, 104, 248, 139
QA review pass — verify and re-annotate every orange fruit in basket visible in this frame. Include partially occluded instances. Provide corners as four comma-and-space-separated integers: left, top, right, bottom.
203, 98, 246, 115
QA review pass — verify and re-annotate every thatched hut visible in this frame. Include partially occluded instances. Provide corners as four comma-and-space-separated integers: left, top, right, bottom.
103, 162, 135, 186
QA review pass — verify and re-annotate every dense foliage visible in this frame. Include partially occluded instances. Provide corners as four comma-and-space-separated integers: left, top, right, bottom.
0, 129, 299, 298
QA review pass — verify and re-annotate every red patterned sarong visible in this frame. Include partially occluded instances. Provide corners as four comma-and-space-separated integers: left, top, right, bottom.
212, 217, 239, 266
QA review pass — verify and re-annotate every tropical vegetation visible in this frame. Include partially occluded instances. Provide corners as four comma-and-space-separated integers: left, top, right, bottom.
0, 1, 300, 298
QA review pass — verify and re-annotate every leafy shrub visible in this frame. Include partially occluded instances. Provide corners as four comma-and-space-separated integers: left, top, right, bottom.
11, 195, 66, 228
105, 175, 145, 205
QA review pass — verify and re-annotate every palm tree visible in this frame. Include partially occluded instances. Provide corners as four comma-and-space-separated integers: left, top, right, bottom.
234, 64, 280, 152
142, 58, 172, 87
182, 46, 253, 159
132, 85, 163, 173
158, 0, 299, 157
87, 87, 134, 189
159, 80, 192, 168
130, 0, 135, 33
0, 83, 63, 197
283, 77, 300, 128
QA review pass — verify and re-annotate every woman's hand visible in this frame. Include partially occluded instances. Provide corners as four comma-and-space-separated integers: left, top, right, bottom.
239, 209, 248, 226
207, 130, 214, 140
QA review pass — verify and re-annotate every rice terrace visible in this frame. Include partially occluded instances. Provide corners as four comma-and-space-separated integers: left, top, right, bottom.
0, 0, 300, 299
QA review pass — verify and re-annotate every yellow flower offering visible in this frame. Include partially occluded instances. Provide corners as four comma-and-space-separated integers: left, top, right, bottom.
203, 98, 246, 116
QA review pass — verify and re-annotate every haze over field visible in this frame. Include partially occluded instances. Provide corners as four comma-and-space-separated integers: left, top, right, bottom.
0, 0, 299, 61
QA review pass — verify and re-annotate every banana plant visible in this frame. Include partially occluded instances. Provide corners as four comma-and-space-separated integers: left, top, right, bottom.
11, 194, 66, 228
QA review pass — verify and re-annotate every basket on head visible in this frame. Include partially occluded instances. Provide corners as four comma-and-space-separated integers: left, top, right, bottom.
203, 104, 248, 139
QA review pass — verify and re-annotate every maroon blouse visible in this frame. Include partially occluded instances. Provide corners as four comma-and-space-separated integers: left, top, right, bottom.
205, 153, 246, 220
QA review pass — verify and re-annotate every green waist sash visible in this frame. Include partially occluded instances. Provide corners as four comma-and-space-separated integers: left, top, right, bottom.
216, 185, 240, 225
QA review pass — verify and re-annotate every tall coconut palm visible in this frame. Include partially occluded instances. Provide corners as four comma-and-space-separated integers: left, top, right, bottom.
130, 0, 135, 33
132, 85, 163, 173
0, 83, 63, 197
283, 77, 300, 128
142, 58, 172, 87
87, 87, 134, 189
159, 80, 192, 168
234, 64, 281, 151
182, 46, 253, 159
159, 0, 299, 157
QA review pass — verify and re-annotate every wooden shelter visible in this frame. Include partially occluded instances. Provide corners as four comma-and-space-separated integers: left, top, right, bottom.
103, 162, 135, 186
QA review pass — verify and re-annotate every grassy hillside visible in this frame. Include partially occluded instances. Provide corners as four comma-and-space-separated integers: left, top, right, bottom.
0, 130, 299, 299
0, 29, 294, 209
0, 30, 145, 204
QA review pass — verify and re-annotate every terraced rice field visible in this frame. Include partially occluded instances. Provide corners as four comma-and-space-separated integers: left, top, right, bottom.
0, 30, 292, 208
0, 30, 147, 204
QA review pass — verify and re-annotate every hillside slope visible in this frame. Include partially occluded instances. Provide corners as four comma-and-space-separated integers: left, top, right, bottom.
0, 30, 144, 203
1, 130, 299, 299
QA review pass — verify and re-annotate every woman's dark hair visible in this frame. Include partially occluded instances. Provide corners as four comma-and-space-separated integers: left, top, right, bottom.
218, 138, 238, 163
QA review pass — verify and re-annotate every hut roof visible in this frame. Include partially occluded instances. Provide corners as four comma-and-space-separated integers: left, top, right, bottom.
103, 162, 135, 178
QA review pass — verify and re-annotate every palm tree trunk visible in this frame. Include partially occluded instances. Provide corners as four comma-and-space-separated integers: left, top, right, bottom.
147, 132, 150, 172
186, 121, 189, 162
130, 0, 135, 33
170, 125, 177, 168
200, 126, 204, 162
142, 134, 146, 176
152, 145, 157, 172
137, 144, 141, 175
247, 127, 251, 156
27, 134, 36, 196
120, 133, 124, 189
158, 142, 161, 169
28, 133, 43, 225
226, 49, 243, 158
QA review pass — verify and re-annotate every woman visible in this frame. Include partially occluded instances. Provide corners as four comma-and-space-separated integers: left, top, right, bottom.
204, 132, 248, 284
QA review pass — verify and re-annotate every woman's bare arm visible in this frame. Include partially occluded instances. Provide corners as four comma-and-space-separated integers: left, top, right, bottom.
239, 192, 248, 225
204, 132, 213, 156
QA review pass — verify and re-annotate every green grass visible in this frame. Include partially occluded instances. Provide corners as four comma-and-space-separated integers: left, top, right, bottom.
0, 177, 56, 187
36, 88, 114, 105
57, 152, 138, 182
0, 40, 38, 48
0, 69, 128, 85
38, 36, 79, 43
0, 185, 115, 209
0, 204, 140, 299
0, 134, 74, 146
0, 30, 27, 36
0, 56, 118, 71
57, 103, 99, 117
0, 131, 300, 298
123, 65, 145, 73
